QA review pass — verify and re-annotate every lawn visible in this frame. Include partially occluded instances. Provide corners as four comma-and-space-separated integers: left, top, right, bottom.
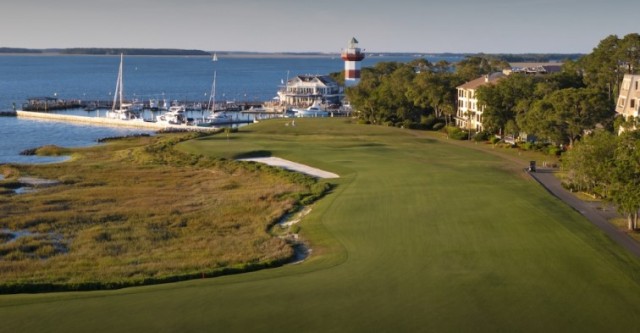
3, 118, 640, 332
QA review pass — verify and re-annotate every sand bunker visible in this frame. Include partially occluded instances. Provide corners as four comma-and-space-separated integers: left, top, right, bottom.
239, 157, 339, 179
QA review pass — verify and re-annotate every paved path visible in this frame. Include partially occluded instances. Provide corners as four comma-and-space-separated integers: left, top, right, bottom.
529, 168, 640, 258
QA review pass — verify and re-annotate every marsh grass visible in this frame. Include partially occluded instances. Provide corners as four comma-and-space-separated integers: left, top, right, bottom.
0, 132, 328, 292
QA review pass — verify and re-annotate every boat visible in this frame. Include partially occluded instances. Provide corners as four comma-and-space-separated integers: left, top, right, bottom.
198, 64, 236, 126
293, 100, 329, 118
106, 54, 141, 121
157, 105, 188, 125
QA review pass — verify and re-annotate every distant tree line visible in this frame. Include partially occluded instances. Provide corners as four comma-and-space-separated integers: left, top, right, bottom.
59, 48, 210, 56
0, 47, 41, 54
0, 48, 210, 56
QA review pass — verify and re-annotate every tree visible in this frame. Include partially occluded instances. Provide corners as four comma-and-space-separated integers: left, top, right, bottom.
578, 35, 622, 104
562, 130, 616, 196
609, 131, 640, 230
347, 62, 418, 125
547, 88, 611, 147
406, 72, 461, 125
476, 74, 536, 135
454, 56, 510, 82
617, 33, 640, 75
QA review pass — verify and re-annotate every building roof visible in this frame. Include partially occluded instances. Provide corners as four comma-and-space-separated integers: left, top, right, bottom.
457, 72, 505, 90
290, 75, 338, 87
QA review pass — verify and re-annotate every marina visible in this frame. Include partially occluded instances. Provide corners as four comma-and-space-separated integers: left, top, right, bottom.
0, 53, 426, 164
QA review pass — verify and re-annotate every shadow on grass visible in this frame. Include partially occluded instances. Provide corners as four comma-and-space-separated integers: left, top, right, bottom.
233, 150, 273, 159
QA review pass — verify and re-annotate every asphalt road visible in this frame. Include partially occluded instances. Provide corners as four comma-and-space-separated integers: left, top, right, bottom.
529, 168, 640, 258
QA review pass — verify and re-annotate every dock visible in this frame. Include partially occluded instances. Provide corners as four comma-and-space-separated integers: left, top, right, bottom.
15, 111, 220, 132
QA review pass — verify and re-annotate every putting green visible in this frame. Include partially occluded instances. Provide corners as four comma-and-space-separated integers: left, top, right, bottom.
3, 119, 640, 332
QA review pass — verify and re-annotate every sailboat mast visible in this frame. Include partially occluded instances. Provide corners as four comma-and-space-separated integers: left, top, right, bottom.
118, 54, 124, 111
111, 54, 123, 112
210, 52, 218, 112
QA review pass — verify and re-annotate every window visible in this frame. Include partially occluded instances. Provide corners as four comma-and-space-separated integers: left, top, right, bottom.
618, 97, 627, 108
632, 99, 636, 109
636, 80, 639, 90
622, 78, 631, 90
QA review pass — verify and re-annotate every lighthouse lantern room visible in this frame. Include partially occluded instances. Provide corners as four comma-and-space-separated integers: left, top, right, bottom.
341, 37, 365, 87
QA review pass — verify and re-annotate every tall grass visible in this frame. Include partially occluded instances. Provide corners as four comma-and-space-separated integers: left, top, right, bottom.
0, 132, 329, 292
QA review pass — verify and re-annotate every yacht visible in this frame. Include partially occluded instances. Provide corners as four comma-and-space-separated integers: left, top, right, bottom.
157, 105, 188, 125
293, 100, 329, 118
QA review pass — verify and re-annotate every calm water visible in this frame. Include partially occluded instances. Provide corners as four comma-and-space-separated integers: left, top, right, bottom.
0, 54, 460, 164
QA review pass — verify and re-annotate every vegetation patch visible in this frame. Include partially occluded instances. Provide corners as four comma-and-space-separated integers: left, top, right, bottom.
0, 132, 331, 293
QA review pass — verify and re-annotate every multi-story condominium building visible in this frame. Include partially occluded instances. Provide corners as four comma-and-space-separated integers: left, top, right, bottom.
455, 72, 504, 131
616, 74, 640, 120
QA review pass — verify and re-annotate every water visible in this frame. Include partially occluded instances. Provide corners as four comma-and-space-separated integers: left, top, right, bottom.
0, 117, 155, 164
0, 54, 460, 164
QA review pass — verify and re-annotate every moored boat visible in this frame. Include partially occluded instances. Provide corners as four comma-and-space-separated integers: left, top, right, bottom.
293, 100, 329, 118
105, 54, 142, 121
157, 105, 188, 125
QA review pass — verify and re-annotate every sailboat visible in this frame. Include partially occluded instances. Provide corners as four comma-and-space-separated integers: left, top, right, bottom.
106, 54, 141, 121
198, 54, 234, 126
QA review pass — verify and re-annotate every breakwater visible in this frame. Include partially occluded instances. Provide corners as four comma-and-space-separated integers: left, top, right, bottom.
15, 111, 218, 132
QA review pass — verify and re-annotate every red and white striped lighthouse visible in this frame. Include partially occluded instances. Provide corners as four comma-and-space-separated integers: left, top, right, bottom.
341, 37, 365, 87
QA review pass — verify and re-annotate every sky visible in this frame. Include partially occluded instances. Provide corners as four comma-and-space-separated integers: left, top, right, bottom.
1, 0, 638, 54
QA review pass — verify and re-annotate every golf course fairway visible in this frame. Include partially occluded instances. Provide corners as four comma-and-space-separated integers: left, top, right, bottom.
3, 118, 640, 332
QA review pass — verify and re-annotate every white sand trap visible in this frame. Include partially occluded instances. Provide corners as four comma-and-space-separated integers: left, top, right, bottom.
239, 157, 339, 179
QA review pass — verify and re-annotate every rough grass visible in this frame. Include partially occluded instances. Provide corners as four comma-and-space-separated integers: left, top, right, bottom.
0, 132, 325, 292
4, 118, 640, 332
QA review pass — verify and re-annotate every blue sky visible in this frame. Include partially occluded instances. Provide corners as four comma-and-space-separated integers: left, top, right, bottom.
2, 0, 638, 53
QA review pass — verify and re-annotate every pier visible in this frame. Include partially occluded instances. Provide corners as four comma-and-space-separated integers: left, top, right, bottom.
21, 97, 264, 112
15, 111, 221, 132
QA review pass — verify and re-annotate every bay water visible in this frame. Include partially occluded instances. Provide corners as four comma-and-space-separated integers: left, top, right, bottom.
0, 54, 459, 164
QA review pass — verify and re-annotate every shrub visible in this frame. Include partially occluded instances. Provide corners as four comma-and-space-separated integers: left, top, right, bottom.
446, 126, 468, 140
432, 123, 445, 131
521, 142, 534, 151
489, 136, 501, 144
548, 146, 561, 156
420, 115, 438, 129
472, 131, 490, 142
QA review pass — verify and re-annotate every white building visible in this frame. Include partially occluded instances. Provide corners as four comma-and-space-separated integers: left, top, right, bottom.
276, 75, 343, 108
616, 74, 640, 120
455, 72, 505, 131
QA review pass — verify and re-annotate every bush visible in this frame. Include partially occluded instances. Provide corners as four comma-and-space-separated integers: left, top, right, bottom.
446, 126, 468, 140
548, 146, 561, 156
489, 136, 501, 144
472, 131, 490, 142
420, 115, 438, 129
432, 123, 445, 131
521, 142, 534, 151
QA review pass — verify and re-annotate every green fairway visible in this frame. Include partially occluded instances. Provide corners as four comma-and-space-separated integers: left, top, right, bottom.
3, 118, 640, 332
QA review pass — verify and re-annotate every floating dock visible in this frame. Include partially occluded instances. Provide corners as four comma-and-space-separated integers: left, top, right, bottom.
15, 111, 220, 132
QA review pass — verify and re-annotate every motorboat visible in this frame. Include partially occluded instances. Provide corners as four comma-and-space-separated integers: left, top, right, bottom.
198, 111, 234, 126
157, 105, 188, 125
293, 101, 329, 118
